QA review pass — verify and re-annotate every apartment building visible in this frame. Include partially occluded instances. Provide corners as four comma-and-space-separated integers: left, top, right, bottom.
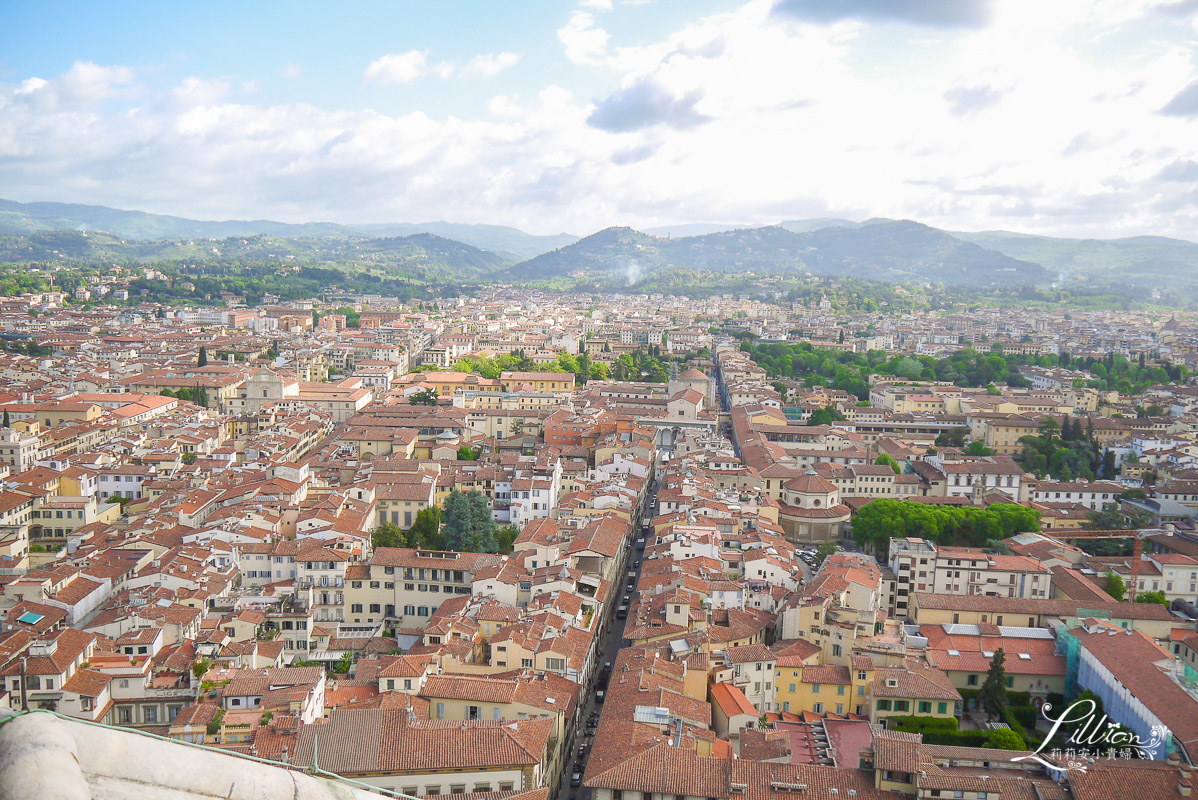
344, 548, 505, 630
887, 538, 1052, 619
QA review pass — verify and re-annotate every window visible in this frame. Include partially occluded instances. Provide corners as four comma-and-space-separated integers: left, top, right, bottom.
351, 604, 363, 613
144, 706, 158, 723
369, 604, 381, 614
918, 701, 932, 713
967, 674, 979, 686
436, 702, 445, 718
812, 702, 823, 714
937, 702, 948, 714
837, 685, 845, 695
387, 680, 395, 690
876, 699, 891, 711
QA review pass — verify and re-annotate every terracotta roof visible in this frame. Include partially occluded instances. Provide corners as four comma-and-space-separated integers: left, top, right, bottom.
1071, 625, 1198, 751
292, 711, 553, 774
913, 593, 1172, 620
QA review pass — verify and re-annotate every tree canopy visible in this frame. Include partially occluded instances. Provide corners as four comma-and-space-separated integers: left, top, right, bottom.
874, 453, 901, 474
739, 342, 1185, 400
409, 387, 440, 406
808, 404, 846, 426
981, 648, 1009, 721
442, 490, 499, 553
1103, 570, 1128, 601
610, 350, 670, 383
851, 499, 1039, 551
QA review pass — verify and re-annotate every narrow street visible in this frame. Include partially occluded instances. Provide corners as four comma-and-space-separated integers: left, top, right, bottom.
555, 465, 658, 800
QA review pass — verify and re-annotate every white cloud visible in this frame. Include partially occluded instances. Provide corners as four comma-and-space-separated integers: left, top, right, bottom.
364, 50, 520, 83
4, 5, 1198, 239
170, 77, 233, 107
579, 0, 614, 10
488, 94, 524, 116
558, 12, 610, 64
15, 77, 47, 95
364, 50, 430, 84
281, 63, 303, 80
461, 52, 522, 79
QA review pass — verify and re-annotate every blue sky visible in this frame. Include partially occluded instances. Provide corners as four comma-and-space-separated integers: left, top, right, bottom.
1, 2, 722, 119
3, 0, 1198, 238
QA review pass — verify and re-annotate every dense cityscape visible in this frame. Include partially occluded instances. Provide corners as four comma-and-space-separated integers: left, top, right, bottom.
7, 0, 1198, 798
3, 275, 1198, 799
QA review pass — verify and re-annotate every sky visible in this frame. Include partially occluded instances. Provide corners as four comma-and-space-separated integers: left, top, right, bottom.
3, 0, 1198, 239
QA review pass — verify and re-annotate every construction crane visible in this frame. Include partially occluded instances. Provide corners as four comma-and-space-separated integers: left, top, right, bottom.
1054, 526, 1174, 602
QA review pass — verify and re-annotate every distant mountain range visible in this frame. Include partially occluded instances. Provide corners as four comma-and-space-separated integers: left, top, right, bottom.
0, 199, 574, 260
504, 221, 1048, 288
0, 229, 509, 280
2, 197, 1197, 292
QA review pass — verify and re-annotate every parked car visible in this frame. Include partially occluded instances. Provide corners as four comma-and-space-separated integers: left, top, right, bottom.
571, 770, 583, 787
596, 690, 606, 703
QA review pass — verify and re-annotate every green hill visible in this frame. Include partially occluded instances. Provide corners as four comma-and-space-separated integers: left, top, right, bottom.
0, 199, 574, 259
505, 220, 1046, 288
0, 230, 512, 280
949, 229, 1198, 283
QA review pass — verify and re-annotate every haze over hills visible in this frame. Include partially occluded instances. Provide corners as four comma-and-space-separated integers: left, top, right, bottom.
505, 221, 1048, 288
0, 229, 509, 280
0, 199, 575, 261
3, 197, 1198, 293
948, 229, 1198, 283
